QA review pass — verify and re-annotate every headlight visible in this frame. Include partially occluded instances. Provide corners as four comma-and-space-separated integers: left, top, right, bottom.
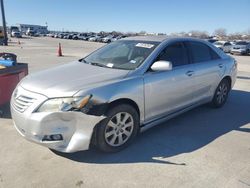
36, 95, 92, 112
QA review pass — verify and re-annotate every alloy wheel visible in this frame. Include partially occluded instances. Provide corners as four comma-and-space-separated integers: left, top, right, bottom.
104, 112, 134, 147
216, 82, 228, 104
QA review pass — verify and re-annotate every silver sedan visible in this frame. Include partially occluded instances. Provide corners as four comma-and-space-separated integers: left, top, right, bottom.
11, 36, 237, 153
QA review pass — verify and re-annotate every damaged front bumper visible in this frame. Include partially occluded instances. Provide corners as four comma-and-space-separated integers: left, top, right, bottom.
10, 87, 105, 153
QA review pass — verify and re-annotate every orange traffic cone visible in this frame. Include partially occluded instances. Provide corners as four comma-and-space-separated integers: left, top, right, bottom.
58, 43, 63, 57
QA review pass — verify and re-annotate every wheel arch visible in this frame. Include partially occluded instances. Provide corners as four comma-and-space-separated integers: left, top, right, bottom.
107, 98, 141, 120
90, 98, 141, 149
222, 75, 232, 88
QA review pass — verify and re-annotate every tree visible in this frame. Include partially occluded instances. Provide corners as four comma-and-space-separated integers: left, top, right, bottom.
213, 28, 227, 38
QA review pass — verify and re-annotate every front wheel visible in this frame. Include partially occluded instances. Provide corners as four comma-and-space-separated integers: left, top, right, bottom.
95, 104, 139, 152
211, 79, 230, 108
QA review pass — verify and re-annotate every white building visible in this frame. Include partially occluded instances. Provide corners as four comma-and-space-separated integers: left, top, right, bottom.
18, 24, 48, 34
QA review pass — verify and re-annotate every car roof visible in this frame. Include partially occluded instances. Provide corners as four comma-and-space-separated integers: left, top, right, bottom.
122, 35, 168, 42
121, 36, 229, 59
121, 35, 207, 43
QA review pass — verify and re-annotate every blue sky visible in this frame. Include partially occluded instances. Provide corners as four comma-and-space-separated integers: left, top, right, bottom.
3, 0, 250, 34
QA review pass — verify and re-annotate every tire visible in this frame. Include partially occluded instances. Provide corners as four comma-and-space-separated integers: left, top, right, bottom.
95, 104, 139, 152
246, 49, 250, 55
211, 79, 230, 108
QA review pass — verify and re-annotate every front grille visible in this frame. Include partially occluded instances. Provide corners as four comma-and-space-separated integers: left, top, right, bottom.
13, 95, 36, 113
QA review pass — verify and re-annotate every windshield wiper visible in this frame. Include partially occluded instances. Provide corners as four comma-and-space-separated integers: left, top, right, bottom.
81, 59, 110, 68
89, 62, 111, 68
80, 59, 88, 64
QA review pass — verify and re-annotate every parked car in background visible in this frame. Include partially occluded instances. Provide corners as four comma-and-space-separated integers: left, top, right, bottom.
96, 36, 104, 42
230, 41, 250, 55
72, 33, 79, 40
88, 35, 101, 42
10, 26, 20, 37
34, 33, 41, 37
111, 35, 127, 42
10, 26, 20, 35
84, 35, 93, 41
11, 36, 237, 153
62, 35, 68, 39
26, 28, 35, 36
53, 33, 59, 38
88, 36, 96, 42
58, 33, 66, 39
67, 34, 74, 40
102, 35, 114, 43
76, 33, 87, 40
11, 31, 22, 38
213, 41, 232, 53
47, 33, 54, 37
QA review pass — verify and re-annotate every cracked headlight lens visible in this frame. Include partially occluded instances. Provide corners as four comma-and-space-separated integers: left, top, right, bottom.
36, 95, 92, 112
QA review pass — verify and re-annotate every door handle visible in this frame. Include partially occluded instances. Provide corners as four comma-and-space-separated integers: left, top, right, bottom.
218, 63, 224, 68
186, 71, 194, 77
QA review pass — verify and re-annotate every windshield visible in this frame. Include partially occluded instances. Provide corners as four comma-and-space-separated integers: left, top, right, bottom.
235, 41, 248, 45
83, 40, 159, 70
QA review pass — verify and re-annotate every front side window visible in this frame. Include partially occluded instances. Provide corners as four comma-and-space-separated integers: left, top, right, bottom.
157, 42, 189, 67
83, 40, 159, 70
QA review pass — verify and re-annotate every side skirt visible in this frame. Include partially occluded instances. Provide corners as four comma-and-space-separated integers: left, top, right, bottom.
140, 100, 209, 133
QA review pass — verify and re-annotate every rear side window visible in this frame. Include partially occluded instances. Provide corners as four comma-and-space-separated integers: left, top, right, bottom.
187, 42, 220, 63
157, 42, 189, 67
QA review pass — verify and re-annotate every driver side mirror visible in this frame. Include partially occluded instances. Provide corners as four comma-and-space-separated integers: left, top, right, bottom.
151, 60, 172, 72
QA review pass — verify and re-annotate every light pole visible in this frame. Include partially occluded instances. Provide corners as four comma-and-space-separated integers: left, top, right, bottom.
0, 0, 7, 45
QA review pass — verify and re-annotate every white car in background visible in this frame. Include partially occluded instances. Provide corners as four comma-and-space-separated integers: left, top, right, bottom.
89, 35, 101, 42
230, 41, 250, 55
213, 41, 232, 53
102, 35, 114, 43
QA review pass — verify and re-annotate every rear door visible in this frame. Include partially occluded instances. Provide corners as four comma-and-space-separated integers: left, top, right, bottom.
143, 42, 197, 122
185, 41, 224, 102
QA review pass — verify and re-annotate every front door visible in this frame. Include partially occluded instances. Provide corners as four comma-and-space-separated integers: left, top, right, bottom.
143, 42, 196, 123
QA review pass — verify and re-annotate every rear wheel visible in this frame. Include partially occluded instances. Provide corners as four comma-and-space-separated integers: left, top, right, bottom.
95, 104, 139, 152
211, 79, 230, 108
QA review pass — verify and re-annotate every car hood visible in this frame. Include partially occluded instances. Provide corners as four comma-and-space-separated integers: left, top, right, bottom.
20, 61, 130, 98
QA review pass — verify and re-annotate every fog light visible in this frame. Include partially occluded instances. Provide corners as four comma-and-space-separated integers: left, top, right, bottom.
42, 134, 63, 141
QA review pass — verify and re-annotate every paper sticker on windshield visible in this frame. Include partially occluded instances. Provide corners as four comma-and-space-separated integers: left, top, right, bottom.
107, 63, 114, 68
136, 43, 154, 49
129, 60, 137, 64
